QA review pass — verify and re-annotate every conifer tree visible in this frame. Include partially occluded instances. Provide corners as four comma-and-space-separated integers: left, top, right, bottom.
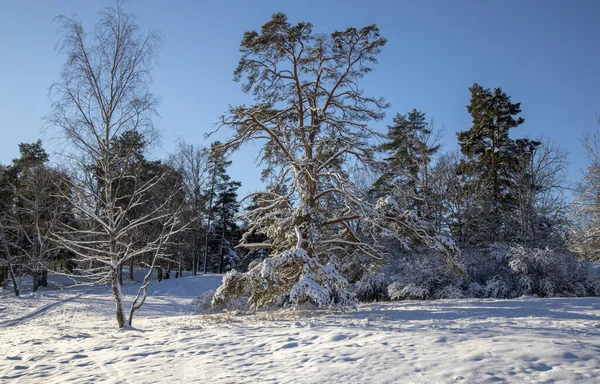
213, 14, 452, 310
202, 142, 241, 273
375, 109, 440, 220
457, 84, 536, 244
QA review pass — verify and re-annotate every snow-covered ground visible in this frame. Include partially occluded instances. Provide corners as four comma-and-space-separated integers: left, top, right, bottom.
2, 274, 600, 383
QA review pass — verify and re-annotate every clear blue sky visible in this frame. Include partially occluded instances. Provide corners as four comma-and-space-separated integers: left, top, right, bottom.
1, 0, 599, 197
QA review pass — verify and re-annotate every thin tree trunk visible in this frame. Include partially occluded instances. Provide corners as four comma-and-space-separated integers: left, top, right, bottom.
219, 220, 226, 274
1, 225, 20, 296
111, 267, 128, 328
41, 268, 48, 287
204, 161, 217, 274
118, 264, 124, 286
9, 264, 19, 297
192, 247, 197, 276
32, 269, 39, 293
129, 258, 134, 281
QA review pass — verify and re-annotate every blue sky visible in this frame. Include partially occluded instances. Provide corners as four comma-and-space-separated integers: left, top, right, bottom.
1, 0, 599, 197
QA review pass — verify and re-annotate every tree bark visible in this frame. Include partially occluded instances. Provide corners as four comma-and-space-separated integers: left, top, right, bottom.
192, 249, 197, 276
9, 265, 19, 297
129, 259, 134, 281
219, 220, 226, 274
41, 269, 48, 287
111, 267, 128, 328
32, 269, 39, 293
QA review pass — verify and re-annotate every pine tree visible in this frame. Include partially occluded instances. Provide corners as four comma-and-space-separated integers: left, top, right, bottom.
213, 14, 452, 310
0, 141, 71, 294
202, 141, 241, 273
457, 83, 535, 244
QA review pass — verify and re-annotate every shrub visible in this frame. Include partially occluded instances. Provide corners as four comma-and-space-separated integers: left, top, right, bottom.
212, 248, 355, 310
353, 273, 389, 302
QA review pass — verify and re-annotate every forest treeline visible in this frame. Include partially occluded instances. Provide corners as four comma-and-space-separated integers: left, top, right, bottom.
1, 4, 599, 327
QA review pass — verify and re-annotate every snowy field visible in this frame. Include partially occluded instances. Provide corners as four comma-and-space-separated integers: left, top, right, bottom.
2, 275, 600, 383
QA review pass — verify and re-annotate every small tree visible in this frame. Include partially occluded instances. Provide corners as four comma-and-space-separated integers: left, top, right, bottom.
47, 3, 185, 328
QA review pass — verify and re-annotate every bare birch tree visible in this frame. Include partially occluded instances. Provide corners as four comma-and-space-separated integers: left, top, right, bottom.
47, 3, 185, 328
509, 139, 569, 246
169, 140, 209, 275
573, 124, 600, 260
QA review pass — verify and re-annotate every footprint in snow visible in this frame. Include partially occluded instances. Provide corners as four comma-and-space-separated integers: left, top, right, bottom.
530, 363, 552, 371
327, 333, 349, 342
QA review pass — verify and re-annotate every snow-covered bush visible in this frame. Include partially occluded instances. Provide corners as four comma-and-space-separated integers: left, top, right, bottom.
388, 282, 430, 300
378, 250, 464, 302
351, 243, 597, 303
193, 289, 249, 313
485, 276, 511, 298
434, 284, 464, 299
192, 290, 218, 312
466, 282, 486, 298
212, 248, 356, 310
586, 278, 600, 296
353, 273, 389, 302
464, 244, 591, 298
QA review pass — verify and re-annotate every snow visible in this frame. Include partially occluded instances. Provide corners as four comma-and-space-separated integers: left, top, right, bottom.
2, 273, 600, 383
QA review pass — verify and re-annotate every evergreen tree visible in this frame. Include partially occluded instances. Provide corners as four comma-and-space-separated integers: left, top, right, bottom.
457, 83, 537, 244
0, 141, 72, 294
202, 141, 241, 273
375, 109, 440, 220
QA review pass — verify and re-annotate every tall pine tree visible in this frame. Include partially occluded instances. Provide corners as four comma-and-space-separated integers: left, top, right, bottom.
457, 83, 537, 244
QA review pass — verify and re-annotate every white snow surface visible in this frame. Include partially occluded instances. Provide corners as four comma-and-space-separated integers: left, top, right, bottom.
2, 273, 600, 383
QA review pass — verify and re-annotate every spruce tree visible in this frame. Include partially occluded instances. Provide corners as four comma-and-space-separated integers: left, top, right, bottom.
375, 109, 440, 220
202, 142, 241, 273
